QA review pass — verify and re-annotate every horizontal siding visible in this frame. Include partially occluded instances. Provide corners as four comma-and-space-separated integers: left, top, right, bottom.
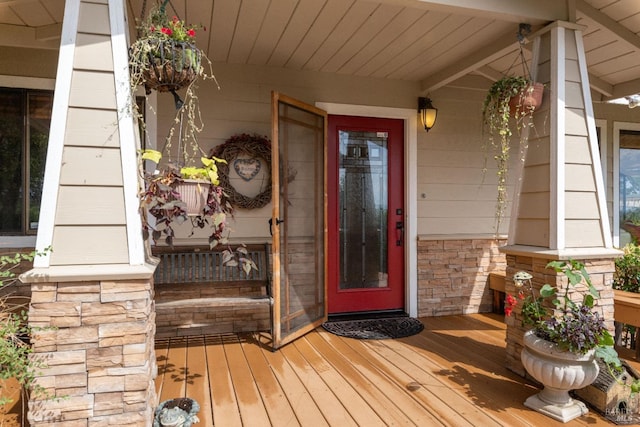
59, 146, 123, 186
565, 135, 591, 163
78, 1, 110, 35
65, 108, 120, 148
55, 187, 126, 225
565, 80, 585, 109
51, 226, 129, 265
521, 164, 550, 192
566, 107, 589, 136
515, 219, 550, 247
518, 193, 550, 219
69, 70, 117, 109
565, 164, 596, 191
565, 192, 600, 219
74, 34, 114, 72
565, 219, 604, 247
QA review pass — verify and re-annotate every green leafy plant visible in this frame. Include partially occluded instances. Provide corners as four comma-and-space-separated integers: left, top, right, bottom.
614, 243, 640, 293
139, 152, 257, 275
0, 248, 51, 406
506, 260, 640, 393
482, 75, 541, 230
129, 1, 218, 174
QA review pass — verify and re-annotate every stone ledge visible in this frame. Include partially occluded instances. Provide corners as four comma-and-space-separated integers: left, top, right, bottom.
156, 296, 272, 309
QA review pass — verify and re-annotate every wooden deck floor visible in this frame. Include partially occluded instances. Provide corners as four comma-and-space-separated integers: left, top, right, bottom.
155, 313, 640, 426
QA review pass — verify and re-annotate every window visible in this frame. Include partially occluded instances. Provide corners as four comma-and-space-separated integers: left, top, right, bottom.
0, 88, 52, 235
619, 129, 640, 246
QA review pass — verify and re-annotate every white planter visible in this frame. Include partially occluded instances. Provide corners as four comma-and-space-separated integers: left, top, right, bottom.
175, 179, 209, 215
521, 329, 600, 423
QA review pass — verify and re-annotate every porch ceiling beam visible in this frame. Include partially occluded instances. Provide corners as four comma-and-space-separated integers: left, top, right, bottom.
379, 0, 567, 22
576, 0, 640, 51
419, 29, 521, 94
0, 0, 38, 4
35, 23, 62, 41
475, 65, 506, 82
588, 73, 613, 98
609, 78, 640, 101
0, 23, 59, 49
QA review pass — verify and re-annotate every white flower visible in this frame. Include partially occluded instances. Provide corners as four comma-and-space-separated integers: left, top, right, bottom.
513, 271, 532, 288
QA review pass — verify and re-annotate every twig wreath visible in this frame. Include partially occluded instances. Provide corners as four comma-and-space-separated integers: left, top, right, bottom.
210, 133, 272, 209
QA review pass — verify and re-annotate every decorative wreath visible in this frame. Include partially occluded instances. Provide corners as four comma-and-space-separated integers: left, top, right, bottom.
210, 133, 272, 209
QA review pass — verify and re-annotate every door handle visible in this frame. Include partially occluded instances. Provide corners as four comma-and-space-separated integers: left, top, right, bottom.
269, 218, 284, 236
396, 221, 404, 246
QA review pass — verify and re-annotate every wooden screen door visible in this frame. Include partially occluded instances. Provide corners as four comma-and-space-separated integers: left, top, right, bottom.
270, 92, 328, 349
328, 115, 405, 314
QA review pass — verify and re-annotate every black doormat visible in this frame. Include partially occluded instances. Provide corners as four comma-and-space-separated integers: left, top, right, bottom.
321, 316, 424, 340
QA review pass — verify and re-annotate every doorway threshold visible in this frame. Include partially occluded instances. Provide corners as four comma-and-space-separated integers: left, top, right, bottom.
327, 309, 408, 322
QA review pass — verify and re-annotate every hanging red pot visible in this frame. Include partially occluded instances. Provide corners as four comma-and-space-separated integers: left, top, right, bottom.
509, 82, 544, 116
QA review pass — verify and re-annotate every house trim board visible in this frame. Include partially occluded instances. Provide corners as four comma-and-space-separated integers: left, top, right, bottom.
33, 0, 79, 267
108, 0, 145, 265
613, 121, 640, 248
315, 102, 418, 318
576, 29, 613, 248
550, 25, 566, 250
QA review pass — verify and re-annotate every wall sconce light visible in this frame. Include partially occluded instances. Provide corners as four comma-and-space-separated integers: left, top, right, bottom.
418, 97, 437, 132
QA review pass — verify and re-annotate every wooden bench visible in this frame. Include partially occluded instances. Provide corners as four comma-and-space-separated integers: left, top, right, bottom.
614, 289, 640, 360
151, 244, 272, 337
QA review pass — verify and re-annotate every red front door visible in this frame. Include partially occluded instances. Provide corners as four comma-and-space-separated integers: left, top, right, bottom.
328, 115, 405, 314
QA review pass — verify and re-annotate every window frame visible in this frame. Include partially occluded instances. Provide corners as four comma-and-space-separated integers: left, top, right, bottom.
0, 77, 54, 248
613, 121, 640, 248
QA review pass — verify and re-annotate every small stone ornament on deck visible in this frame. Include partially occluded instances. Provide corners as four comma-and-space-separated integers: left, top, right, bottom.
154, 398, 200, 427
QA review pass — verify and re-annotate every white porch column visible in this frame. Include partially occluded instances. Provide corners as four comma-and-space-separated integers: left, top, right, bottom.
19, 0, 157, 425
501, 21, 620, 375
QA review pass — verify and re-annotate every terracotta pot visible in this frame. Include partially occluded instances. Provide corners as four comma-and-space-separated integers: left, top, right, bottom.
521, 329, 599, 422
622, 221, 640, 242
509, 82, 544, 116
175, 179, 209, 215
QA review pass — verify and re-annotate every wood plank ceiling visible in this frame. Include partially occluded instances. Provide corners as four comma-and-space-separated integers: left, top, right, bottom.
1, 0, 640, 100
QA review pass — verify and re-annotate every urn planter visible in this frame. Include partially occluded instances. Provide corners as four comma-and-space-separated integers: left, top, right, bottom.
521, 330, 600, 422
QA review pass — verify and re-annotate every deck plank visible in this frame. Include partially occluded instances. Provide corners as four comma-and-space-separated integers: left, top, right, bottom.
185, 336, 213, 426
406, 314, 604, 426
280, 338, 358, 426
315, 328, 445, 426
205, 335, 243, 427
306, 330, 420, 426
153, 314, 634, 427
292, 333, 393, 426
240, 334, 300, 426
158, 337, 187, 402
154, 337, 170, 399
357, 338, 498, 426
223, 334, 272, 426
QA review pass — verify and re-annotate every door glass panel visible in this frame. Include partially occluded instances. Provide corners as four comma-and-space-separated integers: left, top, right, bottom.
339, 130, 388, 290
620, 130, 640, 245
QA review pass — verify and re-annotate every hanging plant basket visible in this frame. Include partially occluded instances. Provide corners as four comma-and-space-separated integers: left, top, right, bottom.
130, 38, 201, 94
509, 82, 544, 116
175, 179, 209, 215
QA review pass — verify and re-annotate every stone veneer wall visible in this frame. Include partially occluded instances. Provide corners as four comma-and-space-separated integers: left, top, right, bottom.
28, 279, 156, 426
504, 254, 616, 377
154, 282, 270, 337
417, 237, 507, 317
